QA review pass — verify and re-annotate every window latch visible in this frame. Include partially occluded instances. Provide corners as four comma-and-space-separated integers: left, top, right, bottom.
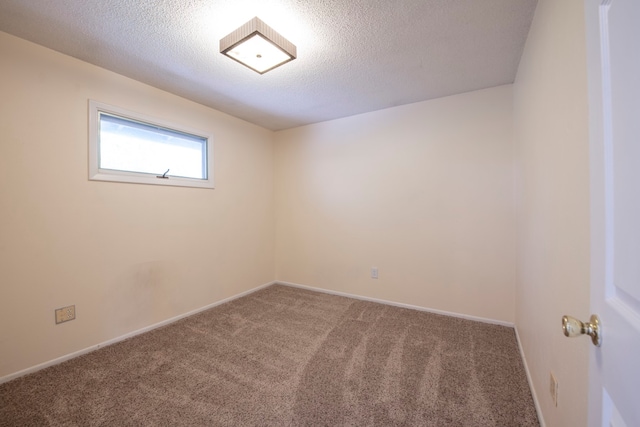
157, 169, 170, 179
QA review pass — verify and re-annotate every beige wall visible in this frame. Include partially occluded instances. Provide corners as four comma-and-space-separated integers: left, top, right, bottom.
0, 32, 275, 379
275, 85, 516, 323
513, 0, 591, 426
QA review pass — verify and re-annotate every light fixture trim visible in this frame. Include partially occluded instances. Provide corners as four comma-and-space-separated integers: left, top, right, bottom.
220, 17, 297, 74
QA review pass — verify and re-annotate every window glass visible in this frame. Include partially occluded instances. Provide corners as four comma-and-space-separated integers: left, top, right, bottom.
99, 113, 207, 180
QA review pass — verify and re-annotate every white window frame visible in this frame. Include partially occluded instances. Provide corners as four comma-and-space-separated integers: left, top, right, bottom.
88, 100, 214, 189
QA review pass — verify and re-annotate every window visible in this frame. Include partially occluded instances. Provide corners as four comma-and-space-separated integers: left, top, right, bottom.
89, 100, 214, 188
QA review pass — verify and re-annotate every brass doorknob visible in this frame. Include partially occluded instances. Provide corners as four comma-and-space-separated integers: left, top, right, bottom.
562, 314, 602, 347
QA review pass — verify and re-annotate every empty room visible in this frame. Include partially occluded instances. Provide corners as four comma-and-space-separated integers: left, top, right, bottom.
1, 0, 639, 426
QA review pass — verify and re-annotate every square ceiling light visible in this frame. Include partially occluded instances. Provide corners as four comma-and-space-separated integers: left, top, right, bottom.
220, 17, 297, 74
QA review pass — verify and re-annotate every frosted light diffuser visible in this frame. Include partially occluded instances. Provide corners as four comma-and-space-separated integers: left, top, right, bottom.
220, 17, 296, 74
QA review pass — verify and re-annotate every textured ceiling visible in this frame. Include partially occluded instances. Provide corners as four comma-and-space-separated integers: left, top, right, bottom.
0, 0, 537, 130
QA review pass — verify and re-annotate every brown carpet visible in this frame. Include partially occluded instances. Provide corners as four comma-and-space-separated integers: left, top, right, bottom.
0, 284, 539, 426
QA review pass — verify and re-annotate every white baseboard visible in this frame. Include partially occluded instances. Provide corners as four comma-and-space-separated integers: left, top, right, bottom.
0, 281, 276, 385
277, 281, 543, 421
1, 280, 523, 388
514, 325, 546, 427
276, 280, 515, 327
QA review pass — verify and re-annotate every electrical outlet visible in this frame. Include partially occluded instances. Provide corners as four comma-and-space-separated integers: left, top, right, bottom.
550, 372, 558, 407
371, 267, 379, 279
55, 305, 76, 324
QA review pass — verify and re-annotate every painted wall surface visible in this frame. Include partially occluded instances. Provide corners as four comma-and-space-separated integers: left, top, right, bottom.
0, 32, 275, 378
275, 86, 516, 323
513, 0, 590, 425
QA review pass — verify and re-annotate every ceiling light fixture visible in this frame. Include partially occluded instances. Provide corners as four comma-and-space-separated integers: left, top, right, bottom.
220, 17, 297, 74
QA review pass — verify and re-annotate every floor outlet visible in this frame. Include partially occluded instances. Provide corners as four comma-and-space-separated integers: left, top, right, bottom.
371, 267, 379, 279
550, 372, 558, 407
55, 305, 76, 324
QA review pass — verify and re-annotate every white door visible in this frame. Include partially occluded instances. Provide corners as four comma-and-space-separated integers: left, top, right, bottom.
586, 0, 640, 426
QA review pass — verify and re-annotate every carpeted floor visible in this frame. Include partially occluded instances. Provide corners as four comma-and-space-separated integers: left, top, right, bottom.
0, 284, 539, 426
